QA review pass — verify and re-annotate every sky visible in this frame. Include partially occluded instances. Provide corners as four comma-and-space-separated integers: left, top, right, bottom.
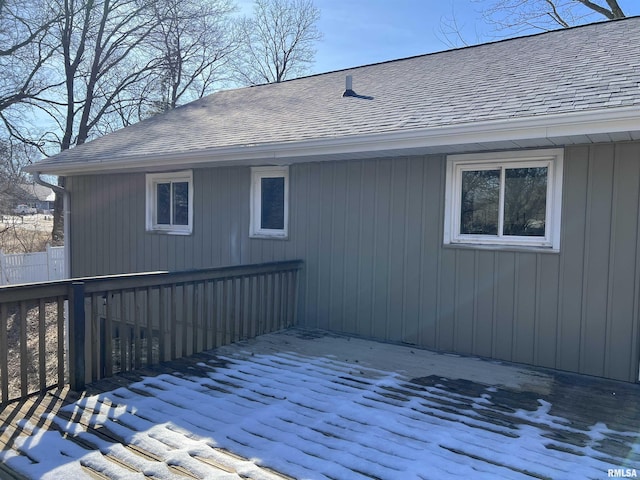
241, 0, 640, 76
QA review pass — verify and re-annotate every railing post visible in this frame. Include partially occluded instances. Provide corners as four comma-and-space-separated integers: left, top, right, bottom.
69, 281, 86, 391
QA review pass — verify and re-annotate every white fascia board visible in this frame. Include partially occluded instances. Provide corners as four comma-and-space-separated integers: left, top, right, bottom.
26, 106, 640, 176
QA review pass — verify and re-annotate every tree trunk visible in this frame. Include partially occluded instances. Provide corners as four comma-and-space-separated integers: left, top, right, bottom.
51, 177, 65, 246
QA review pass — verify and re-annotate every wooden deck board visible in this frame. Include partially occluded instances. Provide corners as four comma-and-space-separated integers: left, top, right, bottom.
0, 352, 294, 480
1, 328, 640, 479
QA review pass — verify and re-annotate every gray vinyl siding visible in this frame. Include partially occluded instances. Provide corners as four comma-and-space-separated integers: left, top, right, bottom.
68, 141, 640, 382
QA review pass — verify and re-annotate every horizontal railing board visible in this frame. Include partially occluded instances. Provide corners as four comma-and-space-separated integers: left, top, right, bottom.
81, 261, 302, 294
0, 283, 71, 303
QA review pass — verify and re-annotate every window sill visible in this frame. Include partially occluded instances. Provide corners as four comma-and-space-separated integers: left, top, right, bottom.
250, 233, 289, 240
443, 243, 559, 254
146, 228, 192, 236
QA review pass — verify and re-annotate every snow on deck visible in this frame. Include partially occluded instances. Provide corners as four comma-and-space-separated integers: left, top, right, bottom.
1, 329, 639, 479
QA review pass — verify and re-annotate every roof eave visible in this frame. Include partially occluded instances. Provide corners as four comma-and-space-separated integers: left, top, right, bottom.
25, 106, 640, 176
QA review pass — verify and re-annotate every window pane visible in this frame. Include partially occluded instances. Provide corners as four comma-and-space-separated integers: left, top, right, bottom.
261, 177, 285, 230
172, 182, 189, 226
461, 170, 500, 235
156, 183, 171, 225
504, 167, 547, 237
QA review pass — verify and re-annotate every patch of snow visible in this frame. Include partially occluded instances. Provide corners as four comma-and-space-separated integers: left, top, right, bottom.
4, 350, 636, 479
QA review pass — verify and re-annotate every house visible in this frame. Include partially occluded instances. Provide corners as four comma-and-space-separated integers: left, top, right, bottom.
15, 183, 55, 212
0, 183, 55, 213
25, 17, 640, 383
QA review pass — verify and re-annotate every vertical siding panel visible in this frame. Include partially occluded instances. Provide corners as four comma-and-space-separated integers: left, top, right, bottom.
607, 143, 640, 381
315, 163, 334, 330
342, 160, 362, 334
75, 177, 89, 276
304, 163, 322, 329
89, 176, 100, 275
388, 158, 407, 343
403, 157, 424, 345
329, 162, 347, 332
241, 167, 252, 264
292, 164, 309, 327
220, 168, 232, 265
438, 248, 456, 352
557, 145, 589, 374
454, 249, 475, 354
120, 175, 131, 271
422, 156, 442, 349
92, 177, 105, 275
193, 168, 205, 268
581, 144, 614, 377
106, 174, 116, 273
148, 232, 157, 272
216, 167, 228, 264
372, 159, 392, 340
494, 252, 515, 361
146, 175, 159, 269
175, 234, 186, 271
78, 176, 89, 275
232, 167, 245, 265
118, 175, 135, 273
536, 254, 560, 369
132, 175, 145, 273
123, 175, 134, 271
200, 169, 213, 268
474, 250, 495, 357
229, 168, 243, 265
514, 253, 537, 365
158, 223, 169, 271
97, 176, 108, 274
68, 177, 79, 276
208, 168, 219, 265
357, 160, 376, 337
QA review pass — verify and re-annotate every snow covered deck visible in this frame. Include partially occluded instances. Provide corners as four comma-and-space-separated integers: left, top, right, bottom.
1, 328, 640, 479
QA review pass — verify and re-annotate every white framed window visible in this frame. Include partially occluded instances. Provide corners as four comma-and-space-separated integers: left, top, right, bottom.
444, 149, 563, 251
250, 166, 289, 239
145, 170, 193, 234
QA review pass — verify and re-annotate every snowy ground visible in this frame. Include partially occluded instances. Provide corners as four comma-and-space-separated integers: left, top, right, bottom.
1, 331, 639, 479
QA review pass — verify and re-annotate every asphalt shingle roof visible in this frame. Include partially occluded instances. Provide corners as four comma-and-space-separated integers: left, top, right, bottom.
34, 17, 640, 169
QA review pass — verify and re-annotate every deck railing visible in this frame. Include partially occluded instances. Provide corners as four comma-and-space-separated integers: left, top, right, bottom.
0, 260, 302, 403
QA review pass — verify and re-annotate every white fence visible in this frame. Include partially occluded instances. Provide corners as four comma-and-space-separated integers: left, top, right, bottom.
0, 245, 66, 285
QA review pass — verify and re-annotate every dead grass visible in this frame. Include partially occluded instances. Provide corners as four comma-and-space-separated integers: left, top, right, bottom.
0, 215, 53, 254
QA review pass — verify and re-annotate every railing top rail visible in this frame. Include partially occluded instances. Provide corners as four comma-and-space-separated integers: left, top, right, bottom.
0, 260, 303, 302
0, 282, 70, 303
82, 260, 303, 294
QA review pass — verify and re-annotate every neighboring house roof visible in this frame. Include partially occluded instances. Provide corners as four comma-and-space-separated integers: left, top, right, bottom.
0, 183, 54, 210
17, 183, 55, 202
27, 17, 640, 176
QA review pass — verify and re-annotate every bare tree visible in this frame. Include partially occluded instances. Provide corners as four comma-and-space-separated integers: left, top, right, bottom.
0, 139, 26, 212
35, 0, 162, 244
144, 0, 239, 113
0, 0, 59, 143
479, 0, 626, 34
234, 0, 321, 85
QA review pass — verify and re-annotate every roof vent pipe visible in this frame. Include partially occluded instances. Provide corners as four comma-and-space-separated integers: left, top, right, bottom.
343, 75, 356, 97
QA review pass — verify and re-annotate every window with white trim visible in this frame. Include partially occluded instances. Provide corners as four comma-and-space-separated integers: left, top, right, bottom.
146, 170, 193, 234
444, 149, 563, 251
250, 166, 289, 238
